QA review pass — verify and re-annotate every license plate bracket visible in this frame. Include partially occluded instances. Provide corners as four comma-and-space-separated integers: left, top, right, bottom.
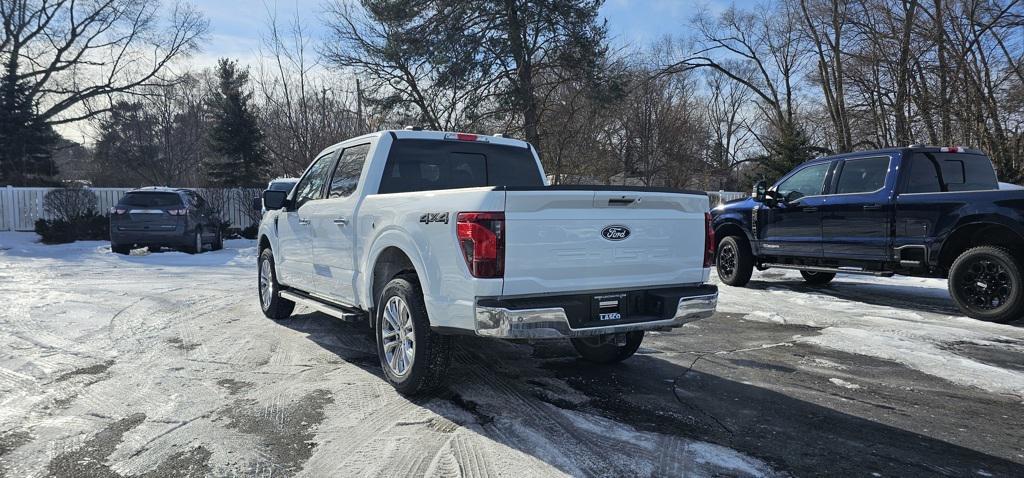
593, 293, 627, 321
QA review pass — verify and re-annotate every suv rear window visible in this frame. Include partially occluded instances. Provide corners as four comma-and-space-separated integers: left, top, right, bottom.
119, 192, 183, 207
377, 139, 543, 194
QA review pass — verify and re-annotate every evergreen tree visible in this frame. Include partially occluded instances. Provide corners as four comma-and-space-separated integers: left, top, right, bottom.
204, 59, 267, 187
0, 60, 59, 186
756, 121, 828, 183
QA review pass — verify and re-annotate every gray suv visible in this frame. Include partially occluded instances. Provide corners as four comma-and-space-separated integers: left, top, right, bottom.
109, 188, 223, 254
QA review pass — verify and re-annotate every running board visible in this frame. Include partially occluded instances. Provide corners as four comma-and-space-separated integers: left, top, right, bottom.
279, 290, 365, 320
761, 263, 894, 277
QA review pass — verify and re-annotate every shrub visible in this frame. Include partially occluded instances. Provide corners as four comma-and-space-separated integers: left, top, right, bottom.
35, 218, 77, 244
43, 187, 98, 222
34, 211, 109, 244
240, 224, 258, 239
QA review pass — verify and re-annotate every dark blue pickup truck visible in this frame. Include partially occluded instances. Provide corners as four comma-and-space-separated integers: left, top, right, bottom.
711, 146, 1024, 323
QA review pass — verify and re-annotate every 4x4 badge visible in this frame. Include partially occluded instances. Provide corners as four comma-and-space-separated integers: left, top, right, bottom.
601, 225, 630, 241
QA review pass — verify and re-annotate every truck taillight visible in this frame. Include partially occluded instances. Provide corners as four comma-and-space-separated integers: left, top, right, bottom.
457, 212, 504, 278
704, 212, 715, 268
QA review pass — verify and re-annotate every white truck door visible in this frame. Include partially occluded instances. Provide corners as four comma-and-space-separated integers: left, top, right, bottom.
307, 143, 371, 302
277, 151, 336, 287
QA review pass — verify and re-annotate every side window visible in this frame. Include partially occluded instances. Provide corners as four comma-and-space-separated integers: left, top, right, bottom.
328, 144, 371, 198
775, 163, 830, 202
903, 155, 942, 193
930, 153, 998, 191
293, 153, 336, 209
834, 157, 890, 194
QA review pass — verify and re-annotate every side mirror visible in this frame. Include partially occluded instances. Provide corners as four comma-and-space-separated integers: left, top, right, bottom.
251, 197, 262, 212
263, 190, 288, 211
752, 180, 768, 202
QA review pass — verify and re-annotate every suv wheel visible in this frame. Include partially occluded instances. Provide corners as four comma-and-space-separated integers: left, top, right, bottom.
111, 243, 131, 255
375, 274, 451, 395
186, 229, 203, 254
948, 246, 1024, 323
211, 228, 224, 251
800, 270, 836, 285
571, 331, 644, 364
716, 235, 754, 286
258, 248, 295, 320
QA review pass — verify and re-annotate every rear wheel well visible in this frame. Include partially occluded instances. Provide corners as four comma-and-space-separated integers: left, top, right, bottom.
371, 247, 418, 314
940, 223, 1023, 271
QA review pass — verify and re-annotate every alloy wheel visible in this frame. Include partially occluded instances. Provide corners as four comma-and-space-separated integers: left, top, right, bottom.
957, 257, 1013, 311
718, 243, 737, 278
381, 296, 416, 376
259, 259, 273, 311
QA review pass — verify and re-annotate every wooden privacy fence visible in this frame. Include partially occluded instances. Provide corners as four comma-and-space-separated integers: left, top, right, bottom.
0, 186, 748, 232
0, 186, 263, 232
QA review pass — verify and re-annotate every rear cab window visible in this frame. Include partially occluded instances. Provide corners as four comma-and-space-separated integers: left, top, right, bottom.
119, 192, 183, 208
377, 139, 543, 194
901, 152, 998, 193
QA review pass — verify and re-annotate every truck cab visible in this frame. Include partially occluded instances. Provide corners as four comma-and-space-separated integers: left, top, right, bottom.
712, 146, 1024, 323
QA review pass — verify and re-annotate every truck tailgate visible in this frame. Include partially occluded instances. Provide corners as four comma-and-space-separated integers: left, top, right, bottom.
502, 188, 710, 296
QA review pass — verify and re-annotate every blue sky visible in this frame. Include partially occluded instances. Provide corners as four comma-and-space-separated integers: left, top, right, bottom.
189, 0, 762, 67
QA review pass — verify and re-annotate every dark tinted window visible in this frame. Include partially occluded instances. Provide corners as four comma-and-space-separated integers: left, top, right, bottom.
929, 153, 998, 191
119, 192, 182, 207
293, 153, 336, 208
903, 154, 942, 193
378, 139, 542, 194
328, 144, 370, 198
835, 157, 889, 194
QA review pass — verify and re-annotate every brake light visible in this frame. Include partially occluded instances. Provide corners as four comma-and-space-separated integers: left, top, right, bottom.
940, 146, 964, 153
109, 207, 127, 215
167, 209, 188, 216
704, 212, 715, 268
445, 132, 489, 142
456, 212, 504, 278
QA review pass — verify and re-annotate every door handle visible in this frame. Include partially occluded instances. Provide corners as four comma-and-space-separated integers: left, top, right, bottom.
298, 219, 310, 226
863, 204, 883, 211
802, 207, 818, 212
333, 217, 348, 226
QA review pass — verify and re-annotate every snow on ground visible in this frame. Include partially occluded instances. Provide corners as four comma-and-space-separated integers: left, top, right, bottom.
714, 269, 1024, 400
0, 232, 777, 477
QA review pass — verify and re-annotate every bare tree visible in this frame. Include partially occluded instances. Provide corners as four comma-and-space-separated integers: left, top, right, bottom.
0, 0, 208, 126
256, 5, 364, 177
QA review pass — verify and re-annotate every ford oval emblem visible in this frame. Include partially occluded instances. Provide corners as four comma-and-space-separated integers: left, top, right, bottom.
601, 225, 630, 241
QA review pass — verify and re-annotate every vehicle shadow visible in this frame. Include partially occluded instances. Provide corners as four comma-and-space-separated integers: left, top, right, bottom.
276, 311, 1024, 477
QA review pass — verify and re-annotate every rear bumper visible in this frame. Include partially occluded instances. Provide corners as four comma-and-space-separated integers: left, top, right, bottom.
110, 227, 189, 246
474, 285, 718, 339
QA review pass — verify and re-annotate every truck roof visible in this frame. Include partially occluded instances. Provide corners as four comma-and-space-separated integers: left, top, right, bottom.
805, 146, 987, 166
317, 130, 533, 159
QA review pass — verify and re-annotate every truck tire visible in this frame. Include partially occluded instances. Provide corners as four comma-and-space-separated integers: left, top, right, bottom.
571, 331, 644, 364
948, 246, 1024, 323
716, 235, 754, 286
800, 270, 836, 285
258, 248, 295, 320
111, 243, 131, 255
375, 274, 452, 395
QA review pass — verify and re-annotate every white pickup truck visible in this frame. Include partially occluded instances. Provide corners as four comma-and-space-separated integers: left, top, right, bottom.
257, 130, 718, 394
